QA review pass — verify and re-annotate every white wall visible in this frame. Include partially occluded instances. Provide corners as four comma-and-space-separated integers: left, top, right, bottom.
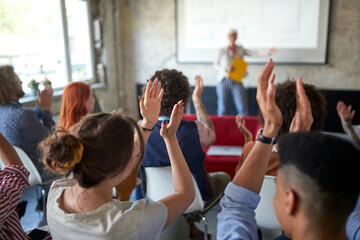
117, 0, 360, 90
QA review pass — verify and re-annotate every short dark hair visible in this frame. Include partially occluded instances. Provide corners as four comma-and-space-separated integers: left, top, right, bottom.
278, 132, 360, 229
262, 80, 327, 137
146, 69, 190, 117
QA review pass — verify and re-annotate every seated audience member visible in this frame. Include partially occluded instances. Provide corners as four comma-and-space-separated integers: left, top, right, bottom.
336, 100, 360, 148
235, 79, 326, 176
0, 65, 56, 181
142, 71, 230, 202
59, 81, 136, 201
59, 81, 95, 130
40, 80, 195, 239
0, 132, 30, 239
217, 59, 360, 240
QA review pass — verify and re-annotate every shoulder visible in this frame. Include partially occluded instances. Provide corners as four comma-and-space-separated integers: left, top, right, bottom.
110, 199, 168, 233
48, 177, 75, 201
113, 199, 167, 215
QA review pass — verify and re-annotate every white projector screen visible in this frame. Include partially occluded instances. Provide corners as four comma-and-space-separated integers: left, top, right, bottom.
176, 0, 330, 64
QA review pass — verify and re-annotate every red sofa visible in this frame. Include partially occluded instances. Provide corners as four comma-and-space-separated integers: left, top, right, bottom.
182, 114, 262, 178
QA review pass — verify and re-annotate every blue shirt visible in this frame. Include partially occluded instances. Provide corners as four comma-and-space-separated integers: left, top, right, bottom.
143, 119, 213, 200
218, 184, 360, 240
217, 182, 260, 240
0, 103, 55, 181
346, 195, 360, 240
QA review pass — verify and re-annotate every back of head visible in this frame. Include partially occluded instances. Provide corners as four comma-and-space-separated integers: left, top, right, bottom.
148, 69, 190, 117
40, 113, 145, 188
275, 80, 326, 136
278, 132, 360, 229
0, 65, 24, 105
60, 81, 91, 129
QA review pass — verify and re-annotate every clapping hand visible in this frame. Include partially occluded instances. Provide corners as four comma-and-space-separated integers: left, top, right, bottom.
337, 101, 355, 122
160, 100, 184, 139
235, 114, 253, 143
256, 59, 282, 137
36, 85, 53, 111
289, 78, 314, 132
139, 78, 164, 128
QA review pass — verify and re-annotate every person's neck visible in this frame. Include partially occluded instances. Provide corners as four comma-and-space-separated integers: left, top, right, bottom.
291, 219, 347, 240
228, 43, 236, 48
63, 182, 113, 213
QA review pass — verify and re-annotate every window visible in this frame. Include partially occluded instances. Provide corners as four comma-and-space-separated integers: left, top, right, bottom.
0, 0, 94, 95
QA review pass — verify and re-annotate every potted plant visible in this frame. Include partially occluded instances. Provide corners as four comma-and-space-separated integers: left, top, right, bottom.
41, 78, 52, 87
27, 79, 39, 96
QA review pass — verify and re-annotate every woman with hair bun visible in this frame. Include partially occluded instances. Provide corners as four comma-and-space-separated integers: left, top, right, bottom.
40, 79, 195, 240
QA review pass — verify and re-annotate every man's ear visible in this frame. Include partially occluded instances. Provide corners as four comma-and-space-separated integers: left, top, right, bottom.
285, 188, 298, 216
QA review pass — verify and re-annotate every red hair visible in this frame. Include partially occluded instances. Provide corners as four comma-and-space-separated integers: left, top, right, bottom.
60, 81, 91, 130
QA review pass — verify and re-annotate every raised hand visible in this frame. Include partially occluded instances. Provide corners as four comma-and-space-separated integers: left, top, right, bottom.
289, 78, 314, 132
192, 75, 204, 101
139, 78, 164, 128
235, 114, 253, 143
256, 59, 282, 137
36, 85, 53, 111
160, 100, 184, 139
337, 101, 355, 122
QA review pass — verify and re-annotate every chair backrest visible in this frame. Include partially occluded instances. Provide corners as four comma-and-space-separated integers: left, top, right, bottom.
255, 175, 282, 230
145, 166, 204, 213
0, 146, 42, 186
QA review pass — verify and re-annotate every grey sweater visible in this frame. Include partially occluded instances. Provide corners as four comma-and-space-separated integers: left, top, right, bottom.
0, 102, 56, 181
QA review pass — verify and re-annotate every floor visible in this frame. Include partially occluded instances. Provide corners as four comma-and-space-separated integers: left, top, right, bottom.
20, 186, 282, 240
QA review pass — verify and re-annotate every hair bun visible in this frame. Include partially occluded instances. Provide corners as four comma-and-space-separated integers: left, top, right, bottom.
40, 132, 83, 174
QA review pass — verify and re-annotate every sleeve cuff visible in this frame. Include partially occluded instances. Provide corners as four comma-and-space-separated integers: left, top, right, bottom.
224, 182, 261, 210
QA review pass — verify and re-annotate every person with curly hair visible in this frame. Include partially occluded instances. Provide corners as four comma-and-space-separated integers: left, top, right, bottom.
141, 69, 230, 239
0, 65, 56, 181
235, 79, 327, 176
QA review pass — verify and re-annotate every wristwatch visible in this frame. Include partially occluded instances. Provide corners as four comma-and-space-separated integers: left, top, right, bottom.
257, 128, 278, 145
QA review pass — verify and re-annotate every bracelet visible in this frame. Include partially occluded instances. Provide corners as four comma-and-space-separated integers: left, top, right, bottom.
141, 126, 154, 132
256, 128, 277, 145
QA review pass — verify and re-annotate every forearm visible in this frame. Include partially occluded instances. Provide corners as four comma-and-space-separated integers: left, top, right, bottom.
233, 141, 272, 194
136, 120, 156, 145
192, 97, 214, 130
164, 136, 194, 196
0, 133, 23, 166
342, 120, 360, 146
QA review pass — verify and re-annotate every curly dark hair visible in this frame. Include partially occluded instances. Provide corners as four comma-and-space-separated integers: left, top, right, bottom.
0, 65, 24, 105
146, 69, 190, 117
274, 79, 327, 136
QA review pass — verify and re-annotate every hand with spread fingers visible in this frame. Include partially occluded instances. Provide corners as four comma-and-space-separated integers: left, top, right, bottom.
336, 101, 360, 147
160, 100, 184, 139
235, 114, 253, 143
289, 78, 314, 132
337, 101, 355, 123
256, 59, 282, 138
139, 78, 164, 129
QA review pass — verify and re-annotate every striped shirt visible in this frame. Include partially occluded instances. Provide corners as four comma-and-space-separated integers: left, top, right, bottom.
0, 165, 30, 240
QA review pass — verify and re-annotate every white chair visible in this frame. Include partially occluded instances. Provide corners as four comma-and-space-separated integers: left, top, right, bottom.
0, 146, 58, 224
255, 175, 282, 231
145, 166, 222, 240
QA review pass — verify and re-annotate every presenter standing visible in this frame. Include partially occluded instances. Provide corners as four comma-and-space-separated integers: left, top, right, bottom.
214, 29, 276, 116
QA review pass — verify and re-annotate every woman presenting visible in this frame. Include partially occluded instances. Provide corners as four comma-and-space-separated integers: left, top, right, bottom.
214, 29, 276, 116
